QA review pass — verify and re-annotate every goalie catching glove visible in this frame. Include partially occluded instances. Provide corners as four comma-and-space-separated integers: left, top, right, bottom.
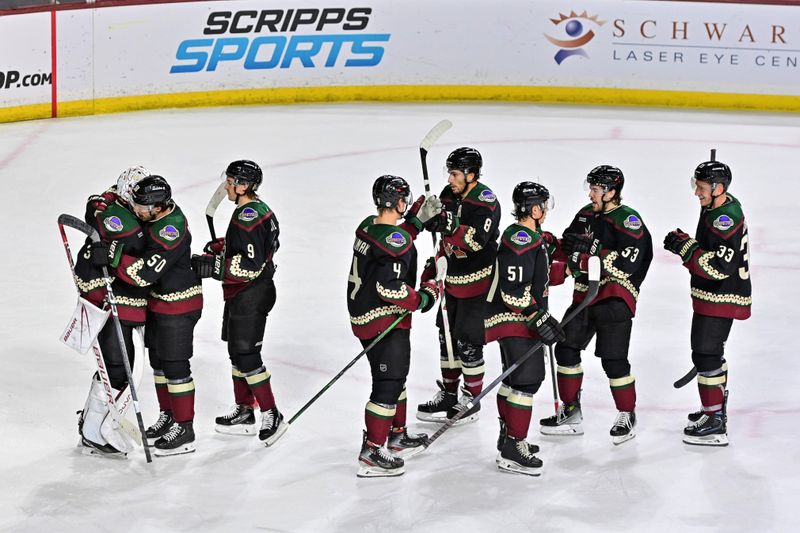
523, 306, 566, 345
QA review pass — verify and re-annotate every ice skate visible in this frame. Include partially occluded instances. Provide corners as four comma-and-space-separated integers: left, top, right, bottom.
496, 418, 538, 461
153, 421, 196, 456
145, 410, 174, 444
357, 432, 404, 478
539, 401, 583, 436
259, 407, 288, 446
496, 435, 543, 476
387, 426, 428, 459
446, 387, 480, 426
610, 411, 636, 445
416, 380, 458, 422
77, 436, 127, 459
215, 404, 257, 436
683, 412, 728, 446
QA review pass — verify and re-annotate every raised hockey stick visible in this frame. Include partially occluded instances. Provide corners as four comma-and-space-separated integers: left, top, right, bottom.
58, 221, 141, 444
287, 312, 410, 426
547, 344, 559, 415
423, 256, 602, 450
58, 214, 153, 463
205, 181, 228, 240
673, 366, 697, 389
419, 119, 452, 249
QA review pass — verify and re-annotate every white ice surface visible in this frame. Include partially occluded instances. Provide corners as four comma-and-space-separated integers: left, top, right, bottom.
0, 103, 797, 532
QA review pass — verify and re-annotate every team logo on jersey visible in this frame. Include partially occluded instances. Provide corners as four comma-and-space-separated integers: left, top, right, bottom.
102, 216, 123, 232
238, 207, 258, 222
386, 232, 407, 248
159, 225, 180, 241
623, 215, 642, 230
510, 230, 532, 246
479, 190, 496, 203
713, 215, 734, 231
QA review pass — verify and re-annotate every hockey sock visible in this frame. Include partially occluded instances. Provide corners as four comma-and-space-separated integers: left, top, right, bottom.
556, 365, 583, 404
154, 371, 171, 412
365, 401, 396, 445
245, 367, 276, 411
392, 388, 408, 429
698, 368, 726, 414
497, 383, 512, 420
505, 388, 534, 439
232, 366, 255, 406
168, 378, 195, 423
462, 360, 485, 397
609, 375, 636, 412
441, 368, 461, 393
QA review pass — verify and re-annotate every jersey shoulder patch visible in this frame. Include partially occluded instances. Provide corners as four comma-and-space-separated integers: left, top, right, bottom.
608, 205, 646, 233
150, 206, 187, 247
501, 224, 541, 254
705, 194, 744, 232
98, 203, 139, 235
234, 201, 271, 227
360, 220, 413, 256
469, 182, 498, 205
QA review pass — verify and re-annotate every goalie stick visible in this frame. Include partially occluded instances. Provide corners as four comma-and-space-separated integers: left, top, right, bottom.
205, 181, 228, 240
423, 256, 602, 450
58, 214, 153, 463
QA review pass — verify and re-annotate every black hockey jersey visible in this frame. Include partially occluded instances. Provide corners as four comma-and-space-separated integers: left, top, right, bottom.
221, 199, 279, 300
347, 216, 424, 340
683, 194, 751, 320
437, 181, 501, 299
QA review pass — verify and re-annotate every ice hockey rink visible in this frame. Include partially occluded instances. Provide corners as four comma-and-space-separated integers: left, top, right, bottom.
0, 102, 796, 532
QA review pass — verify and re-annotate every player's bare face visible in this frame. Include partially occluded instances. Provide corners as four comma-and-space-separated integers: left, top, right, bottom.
448, 170, 468, 196
589, 185, 607, 212
225, 177, 249, 201
695, 181, 713, 208
133, 204, 155, 221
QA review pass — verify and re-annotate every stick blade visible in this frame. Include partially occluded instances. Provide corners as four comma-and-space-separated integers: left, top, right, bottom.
435, 256, 448, 282
58, 213, 99, 240
205, 181, 228, 218
420, 120, 453, 152
587, 255, 601, 282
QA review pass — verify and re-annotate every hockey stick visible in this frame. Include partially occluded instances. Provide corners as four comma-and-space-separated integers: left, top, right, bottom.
58, 214, 153, 463
58, 221, 141, 444
423, 256, 602, 449
287, 312, 410, 426
673, 366, 697, 389
205, 181, 228, 240
547, 344, 559, 415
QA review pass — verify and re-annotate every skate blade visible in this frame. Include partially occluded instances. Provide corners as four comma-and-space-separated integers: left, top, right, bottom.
215, 424, 257, 436
261, 421, 289, 447
153, 443, 197, 457
540, 424, 584, 436
448, 412, 480, 427
497, 458, 543, 477
357, 465, 405, 478
612, 431, 636, 446
682, 434, 729, 447
416, 412, 449, 423
79, 446, 128, 460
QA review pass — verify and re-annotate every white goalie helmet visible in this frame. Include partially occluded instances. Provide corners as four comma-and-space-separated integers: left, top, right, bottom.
116, 165, 150, 204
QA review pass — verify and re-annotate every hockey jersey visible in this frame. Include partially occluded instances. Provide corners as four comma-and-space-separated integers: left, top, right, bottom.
75, 197, 148, 324
114, 203, 203, 315
683, 194, 751, 320
561, 203, 653, 315
221, 199, 279, 300
347, 217, 424, 340
437, 182, 501, 299
485, 224, 563, 343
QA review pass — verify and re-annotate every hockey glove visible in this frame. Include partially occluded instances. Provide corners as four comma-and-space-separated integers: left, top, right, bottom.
420, 256, 437, 284
417, 280, 439, 313
540, 230, 558, 256
563, 233, 601, 256
87, 191, 118, 214
89, 240, 124, 268
423, 209, 459, 235
204, 237, 226, 254
191, 253, 224, 281
524, 306, 566, 345
566, 251, 589, 277
664, 228, 699, 263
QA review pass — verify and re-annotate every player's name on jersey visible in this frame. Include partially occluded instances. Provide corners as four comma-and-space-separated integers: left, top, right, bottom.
353, 236, 371, 255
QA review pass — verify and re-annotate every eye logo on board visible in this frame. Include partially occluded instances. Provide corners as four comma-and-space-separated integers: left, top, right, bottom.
544, 10, 606, 64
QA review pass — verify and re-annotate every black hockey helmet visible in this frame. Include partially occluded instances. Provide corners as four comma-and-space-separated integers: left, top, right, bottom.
693, 160, 732, 192
446, 147, 482, 178
512, 181, 553, 219
372, 175, 413, 212
226, 159, 263, 191
131, 175, 171, 207
586, 165, 624, 196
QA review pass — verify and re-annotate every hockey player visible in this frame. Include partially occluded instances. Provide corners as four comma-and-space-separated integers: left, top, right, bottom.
91, 175, 203, 456
347, 175, 441, 477
416, 147, 501, 425
485, 182, 566, 475
663, 159, 751, 446
192, 160, 287, 446
540, 165, 652, 445
74, 166, 150, 456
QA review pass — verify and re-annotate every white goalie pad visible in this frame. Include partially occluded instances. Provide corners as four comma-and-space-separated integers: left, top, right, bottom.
60, 297, 110, 354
